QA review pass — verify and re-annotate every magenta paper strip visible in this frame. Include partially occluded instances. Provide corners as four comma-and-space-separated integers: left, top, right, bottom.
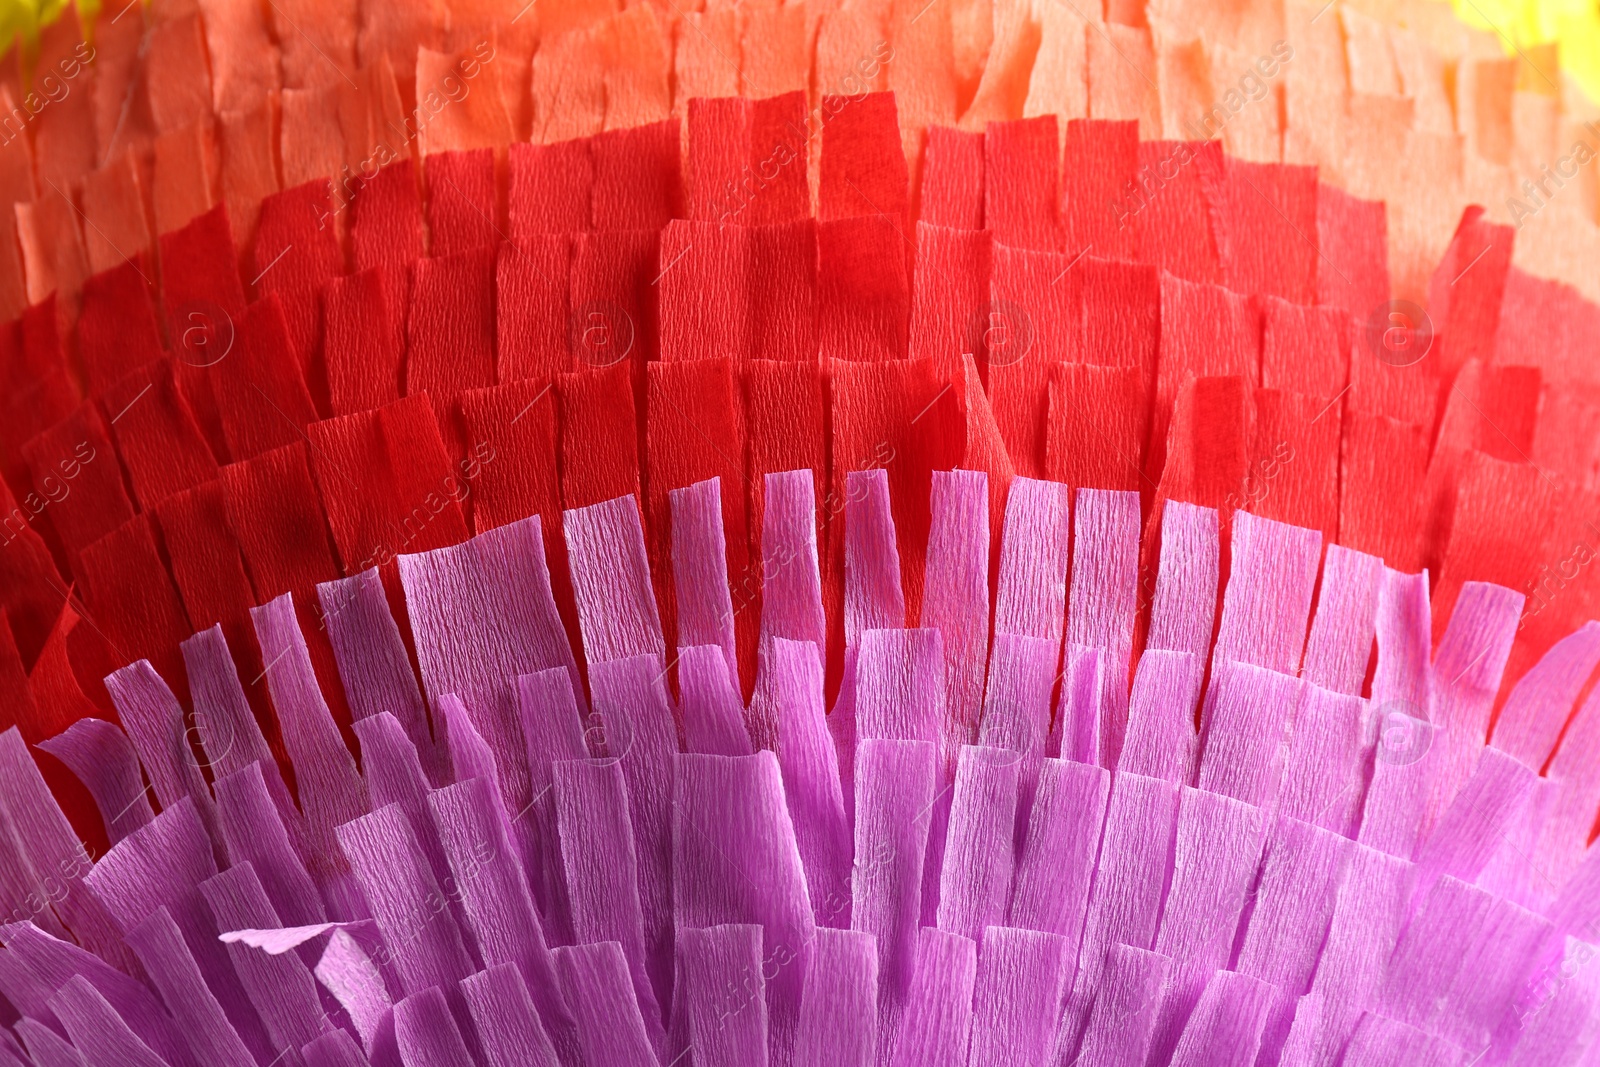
1301, 546, 1383, 697
670, 478, 740, 689
921, 470, 991, 755
844, 470, 906, 643
1066, 488, 1140, 766
935, 746, 1020, 943
1145, 500, 1220, 660
316, 568, 443, 783
792, 928, 878, 1067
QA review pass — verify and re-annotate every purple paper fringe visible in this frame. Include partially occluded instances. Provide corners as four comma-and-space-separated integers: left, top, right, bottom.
3, 470, 1600, 1067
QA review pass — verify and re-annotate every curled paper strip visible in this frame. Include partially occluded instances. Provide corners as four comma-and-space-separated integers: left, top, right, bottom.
216, 921, 373, 955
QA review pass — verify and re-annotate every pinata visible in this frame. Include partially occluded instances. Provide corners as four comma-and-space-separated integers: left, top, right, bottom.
0, 0, 1599, 1064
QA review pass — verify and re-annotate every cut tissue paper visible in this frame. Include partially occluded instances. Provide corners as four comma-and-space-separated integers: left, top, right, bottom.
2, 0, 1600, 1065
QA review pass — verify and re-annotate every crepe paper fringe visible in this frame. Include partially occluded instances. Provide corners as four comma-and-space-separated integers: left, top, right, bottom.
0, 12, 1596, 1066
0, 8, 1597, 702
2, 470, 1600, 1066
4, 0, 1600, 327
1, 56, 1597, 840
